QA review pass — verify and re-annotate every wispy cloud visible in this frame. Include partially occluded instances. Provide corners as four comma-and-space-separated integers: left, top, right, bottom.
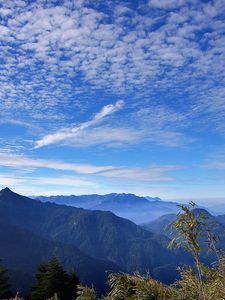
0, 173, 101, 197
98, 165, 181, 182
54, 126, 142, 148
0, 173, 97, 188
0, 153, 114, 174
0, 174, 25, 187
0, 152, 181, 183
204, 153, 225, 170
33, 102, 191, 149
34, 100, 124, 148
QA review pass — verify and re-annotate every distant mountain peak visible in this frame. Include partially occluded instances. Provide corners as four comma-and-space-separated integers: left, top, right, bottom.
145, 196, 162, 202
0, 187, 14, 195
0, 188, 29, 202
107, 193, 142, 198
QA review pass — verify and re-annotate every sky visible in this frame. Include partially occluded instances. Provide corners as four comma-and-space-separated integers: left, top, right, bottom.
0, 0, 225, 203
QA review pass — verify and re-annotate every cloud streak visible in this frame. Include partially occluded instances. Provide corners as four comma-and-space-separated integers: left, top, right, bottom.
0, 153, 180, 183
34, 100, 124, 148
0, 153, 114, 174
99, 165, 181, 182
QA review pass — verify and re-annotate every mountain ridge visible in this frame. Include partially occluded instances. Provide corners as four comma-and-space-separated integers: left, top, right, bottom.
0, 187, 189, 292
34, 192, 180, 224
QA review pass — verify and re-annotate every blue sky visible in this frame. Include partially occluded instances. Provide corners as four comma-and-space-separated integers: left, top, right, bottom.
0, 0, 225, 203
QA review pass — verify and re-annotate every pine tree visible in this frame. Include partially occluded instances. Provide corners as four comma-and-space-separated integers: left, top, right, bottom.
0, 264, 12, 300
30, 257, 79, 300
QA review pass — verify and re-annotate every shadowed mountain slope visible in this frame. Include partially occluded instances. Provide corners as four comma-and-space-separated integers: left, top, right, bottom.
0, 222, 120, 295
0, 188, 189, 286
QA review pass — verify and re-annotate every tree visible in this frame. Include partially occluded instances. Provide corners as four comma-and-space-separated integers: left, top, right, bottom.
0, 264, 12, 300
168, 202, 225, 300
30, 257, 79, 300
168, 203, 209, 300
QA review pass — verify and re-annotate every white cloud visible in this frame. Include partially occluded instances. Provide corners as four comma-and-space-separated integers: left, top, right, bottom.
98, 165, 181, 182
33, 176, 98, 187
0, 0, 224, 160
0, 174, 97, 188
34, 100, 124, 148
0, 152, 181, 183
204, 153, 225, 170
0, 153, 114, 174
0, 0, 224, 112
0, 25, 10, 36
32, 102, 192, 150
63, 126, 144, 148
148, 0, 187, 9
0, 174, 24, 186
62, 126, 186, 149
0, 173, 101, 197
0, 8, 12, 17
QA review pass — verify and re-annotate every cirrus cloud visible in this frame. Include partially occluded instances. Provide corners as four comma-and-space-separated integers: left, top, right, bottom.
34, 100, 124, 148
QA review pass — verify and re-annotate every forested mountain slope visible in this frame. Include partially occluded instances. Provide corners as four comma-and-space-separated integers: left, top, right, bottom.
0, 188, 188, 289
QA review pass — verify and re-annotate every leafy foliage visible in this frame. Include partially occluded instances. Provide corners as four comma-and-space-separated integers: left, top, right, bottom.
105, 273, 175, 300
76, 285, 97, 300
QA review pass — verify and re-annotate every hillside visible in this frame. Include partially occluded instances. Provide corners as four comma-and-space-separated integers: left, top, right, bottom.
0, 222, 120, 295
142, 213, 177, 237
143, 208, 225, 265
0, 188, 189, 292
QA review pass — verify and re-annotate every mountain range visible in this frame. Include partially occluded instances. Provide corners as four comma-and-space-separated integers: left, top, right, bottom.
35, 193, 180, 224
0, 188, 188, 296
1, 187, 224, 297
